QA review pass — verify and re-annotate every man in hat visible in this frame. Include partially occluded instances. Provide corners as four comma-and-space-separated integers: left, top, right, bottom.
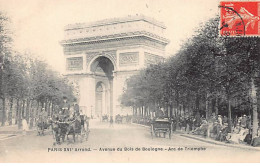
223, 115, 228, 124
71, 98, 80, 116
39, 108, 47, 121
157, 107, 165, 119
61, 96, 70, 118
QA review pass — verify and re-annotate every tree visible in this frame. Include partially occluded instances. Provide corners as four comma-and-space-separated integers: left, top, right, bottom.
121, 15, 260, 138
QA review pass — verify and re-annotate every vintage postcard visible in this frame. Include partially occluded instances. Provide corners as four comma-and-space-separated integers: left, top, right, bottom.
0, 0, 260, 163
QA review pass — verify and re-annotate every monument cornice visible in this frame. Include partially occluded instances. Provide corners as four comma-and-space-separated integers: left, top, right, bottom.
64, 14, 166, 30
60, 31, 170, 46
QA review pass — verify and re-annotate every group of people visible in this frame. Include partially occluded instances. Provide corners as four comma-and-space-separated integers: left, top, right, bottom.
38, 97, 81, 123
35, 97, 85, 134
172, 113, 259, 146
35, 96, 91, 144
56, 96, 81, 120
173, 113, 253, 131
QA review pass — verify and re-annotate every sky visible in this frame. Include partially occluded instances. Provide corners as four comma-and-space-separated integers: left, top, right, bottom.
0, 0, 219, 73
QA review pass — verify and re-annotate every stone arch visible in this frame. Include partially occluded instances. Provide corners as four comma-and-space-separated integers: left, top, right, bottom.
89, 57, 114, 118
87, 54, 117, 73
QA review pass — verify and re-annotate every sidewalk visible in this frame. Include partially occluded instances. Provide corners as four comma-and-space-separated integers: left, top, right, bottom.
132, 122, 260, 151
177, 130, 260, 151
0, 125, 35, 135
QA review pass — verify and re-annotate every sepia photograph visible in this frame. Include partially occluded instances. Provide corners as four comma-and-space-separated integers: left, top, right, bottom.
0, 0, 259, 163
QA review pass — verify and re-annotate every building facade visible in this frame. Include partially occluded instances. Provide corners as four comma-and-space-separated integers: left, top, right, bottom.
61, 15, 169, 118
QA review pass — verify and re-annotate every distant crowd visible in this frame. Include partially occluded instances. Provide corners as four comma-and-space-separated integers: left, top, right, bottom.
132, 108, 260, 147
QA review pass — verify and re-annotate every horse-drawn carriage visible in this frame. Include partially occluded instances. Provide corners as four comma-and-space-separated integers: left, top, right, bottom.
52, 114, 90, 145
115, 114, 123, 124
151, 118, 172, 139
125, 115, 132, 123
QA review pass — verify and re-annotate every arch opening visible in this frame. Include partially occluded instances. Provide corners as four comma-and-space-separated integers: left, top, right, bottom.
90, 56, 114, 80
90, 56, 114, 119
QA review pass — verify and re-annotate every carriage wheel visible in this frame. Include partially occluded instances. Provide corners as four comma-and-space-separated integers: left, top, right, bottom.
80, 129, 85, 143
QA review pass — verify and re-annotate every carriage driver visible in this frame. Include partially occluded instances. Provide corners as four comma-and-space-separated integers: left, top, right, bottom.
71, 98, 80, 116
61, 96, 70, 118
39, 107, 48, 126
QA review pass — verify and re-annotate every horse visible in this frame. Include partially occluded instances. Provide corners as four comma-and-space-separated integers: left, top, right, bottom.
65, 116, 82, 143
36, 117, 48, 136
52, 113, 90, 145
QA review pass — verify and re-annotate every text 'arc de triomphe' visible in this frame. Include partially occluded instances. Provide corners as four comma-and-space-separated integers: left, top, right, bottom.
61, 15, 169, 118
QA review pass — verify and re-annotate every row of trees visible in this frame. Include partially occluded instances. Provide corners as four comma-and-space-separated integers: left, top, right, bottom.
121, 16, 260, 137
0, 12, 75, 128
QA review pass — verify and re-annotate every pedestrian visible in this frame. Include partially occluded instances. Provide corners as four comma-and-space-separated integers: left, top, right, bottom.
61, 96, 70, 117
223, 116, 228, 124
157, 107, 165, 118
241, 115, 247, 128
246, 115, 251, 129
71, 98, 80, 117
194, 112, 200, 127
218, 115, 223, 126
234, 115, 238, 128
22, 117, 29, 135
109, 116, 114, 127
185, 117, 191, 133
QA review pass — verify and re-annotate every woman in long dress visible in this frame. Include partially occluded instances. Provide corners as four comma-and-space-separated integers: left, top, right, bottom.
22, 118, 29, 135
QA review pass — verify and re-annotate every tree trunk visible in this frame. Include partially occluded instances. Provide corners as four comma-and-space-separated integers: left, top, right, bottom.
169, 104, 173, 118
215, 98, 219, 117
47, 99, 50, 116
36, 101, 39, 118
1, 97, 6, 126
15, 98, 19, 125
9, 98, 13, 125
44, 100, 47, 112
251, 77, 258, 138
50, 100, 53, 116
26, 99, 30, 122
205, 93, 209, 120
183, 104, 186, 118
195, 92, 200, 112
17, 99, 22, 129
22, 100, 25, 118
227, 97, 232, 132
142, 106, 144, 117
29, 100, 34, 128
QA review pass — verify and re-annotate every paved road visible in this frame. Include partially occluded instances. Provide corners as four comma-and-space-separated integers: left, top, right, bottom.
0, 119, 259, 162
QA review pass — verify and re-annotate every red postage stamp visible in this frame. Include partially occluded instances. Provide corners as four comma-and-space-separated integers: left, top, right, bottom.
220, 1, 260, 37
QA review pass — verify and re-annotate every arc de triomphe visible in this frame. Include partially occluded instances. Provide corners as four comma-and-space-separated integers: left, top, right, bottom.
61, 15, 169, 118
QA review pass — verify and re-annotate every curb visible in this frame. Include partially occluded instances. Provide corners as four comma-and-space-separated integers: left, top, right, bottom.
131, 122, 150, 128
0, 129, 37, 135
0, 134, 23, 141
180, 134, 260, 151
